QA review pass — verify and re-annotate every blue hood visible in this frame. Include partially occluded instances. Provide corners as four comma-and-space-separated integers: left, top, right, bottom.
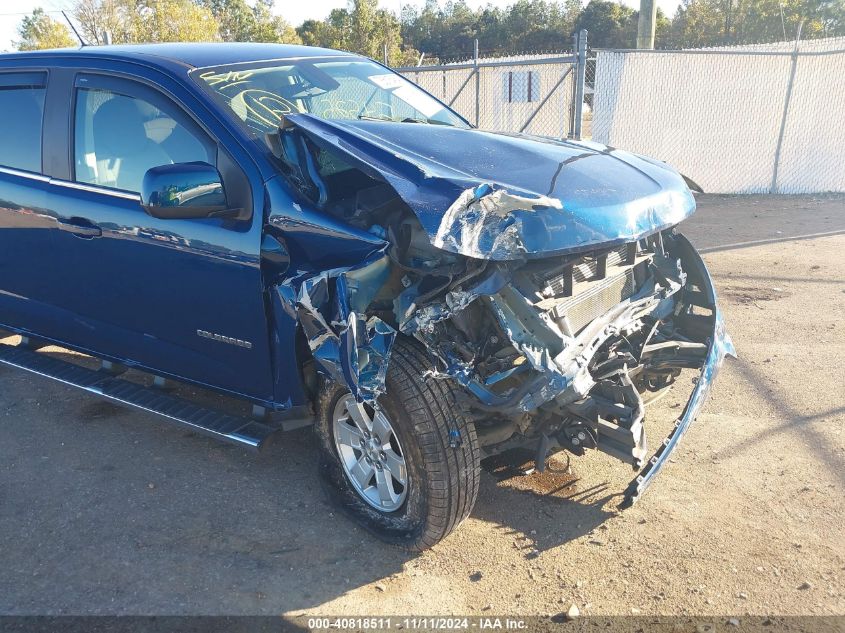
284, 115, 696, 260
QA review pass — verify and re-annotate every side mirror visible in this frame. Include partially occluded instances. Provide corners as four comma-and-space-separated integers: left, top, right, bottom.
141, 162, 232, 219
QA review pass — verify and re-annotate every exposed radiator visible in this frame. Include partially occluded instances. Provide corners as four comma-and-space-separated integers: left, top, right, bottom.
543, 243, 632, 293
526, 240, 654, 336
552, 266, 642, 334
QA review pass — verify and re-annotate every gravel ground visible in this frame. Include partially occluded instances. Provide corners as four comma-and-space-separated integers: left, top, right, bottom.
1, 194, 843, 618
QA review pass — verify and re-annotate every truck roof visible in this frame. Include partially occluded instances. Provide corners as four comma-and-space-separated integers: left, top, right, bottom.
0, 42, 353, 70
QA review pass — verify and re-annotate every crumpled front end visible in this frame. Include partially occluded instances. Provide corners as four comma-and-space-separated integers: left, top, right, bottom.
266, 115, 733, 505
391, 228, 734, 506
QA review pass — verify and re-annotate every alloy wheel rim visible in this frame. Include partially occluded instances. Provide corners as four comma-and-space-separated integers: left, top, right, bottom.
332, 394, 408, 512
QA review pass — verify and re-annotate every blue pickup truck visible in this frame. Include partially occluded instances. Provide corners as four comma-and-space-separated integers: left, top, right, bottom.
0, 43, 733, 549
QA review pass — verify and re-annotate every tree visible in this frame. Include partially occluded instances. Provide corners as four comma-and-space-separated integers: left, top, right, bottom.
655, 8, 672, 44
73, 0, 130, 45
501, 0, 581, 52
200, 0, 255, 41
297, 0, 418, 65
16, 8, 78, 50
250, 0, 301, 43
575, 0, 638, 48
200, 0, 301, 43
297, 19, 334, 47
400, 0, 481, 60
667, 0, 844, 47
131, 0, 220, 42
400, 0, 583, 61
23, 0, 843, 59
72, 0, 219, 44
818, 0, 845, 36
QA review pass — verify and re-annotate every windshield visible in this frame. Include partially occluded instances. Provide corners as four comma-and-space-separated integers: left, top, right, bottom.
192, 57, 469, 136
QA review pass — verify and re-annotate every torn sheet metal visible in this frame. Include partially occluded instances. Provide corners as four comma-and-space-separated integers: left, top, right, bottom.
472, 253, 686, 411
280, 255, 396, 402
395, 264, 510, 334
266, 113, 731, 507
433, 184, 564, 259
279, 113, 696, 260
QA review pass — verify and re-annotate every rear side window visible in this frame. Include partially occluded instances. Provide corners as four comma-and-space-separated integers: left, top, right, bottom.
0, 72, 47, 173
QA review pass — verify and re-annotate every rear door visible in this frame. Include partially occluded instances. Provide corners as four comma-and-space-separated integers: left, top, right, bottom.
36, 67, 274, 402
0, 70, 57, 334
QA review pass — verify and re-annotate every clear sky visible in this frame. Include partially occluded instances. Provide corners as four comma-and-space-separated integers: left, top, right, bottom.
0, 0, 683, 53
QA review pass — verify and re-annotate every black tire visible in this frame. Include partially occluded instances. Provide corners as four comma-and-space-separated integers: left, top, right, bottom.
315, 337, 481, 551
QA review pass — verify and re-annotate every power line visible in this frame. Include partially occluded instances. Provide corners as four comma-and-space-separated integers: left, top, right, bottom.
0, 11, 67, 16
0, 0, 75, 17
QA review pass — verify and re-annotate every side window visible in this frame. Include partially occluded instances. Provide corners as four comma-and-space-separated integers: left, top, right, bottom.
0, 72, 47, 173
74, 86, 213, 193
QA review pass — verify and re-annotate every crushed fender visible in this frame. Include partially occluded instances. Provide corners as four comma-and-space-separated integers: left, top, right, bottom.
280, 255, 397, 403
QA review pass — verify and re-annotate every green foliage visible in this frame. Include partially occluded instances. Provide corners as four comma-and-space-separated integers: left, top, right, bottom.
199, 0, 255, 41
70, 0, 219, 44
72, 0, 129, 45
400, 0, 582, 60
576, 0, 638, 47
130, 0, 221, 42
398, 0, 843, 59
16, 8, 78, 50
19, 0, 845, 57
199, 0, 300, 43
667, 0, 845, 47
296, 0, 419, 66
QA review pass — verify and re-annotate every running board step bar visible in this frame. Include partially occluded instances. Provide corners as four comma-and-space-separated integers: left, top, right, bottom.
0, 343, 280, 451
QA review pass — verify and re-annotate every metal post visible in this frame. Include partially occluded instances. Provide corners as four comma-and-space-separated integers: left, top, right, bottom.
474, 39, 480, 127
770, 22, 803, 194
570, 33, 578, 135
383, 43, 389, 66
572, 30, 587, 140
636, 0, 658, 49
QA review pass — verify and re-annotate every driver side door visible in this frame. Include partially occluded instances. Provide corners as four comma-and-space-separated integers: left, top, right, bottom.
38, 71, 274, 401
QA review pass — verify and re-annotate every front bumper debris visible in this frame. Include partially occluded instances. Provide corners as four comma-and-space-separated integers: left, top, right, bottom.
621, 238, 735, 507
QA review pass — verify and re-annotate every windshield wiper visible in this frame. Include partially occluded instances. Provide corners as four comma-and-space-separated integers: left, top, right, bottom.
401, 116, 457, 126
357, 114, 394, 122
357, 114, 453, 126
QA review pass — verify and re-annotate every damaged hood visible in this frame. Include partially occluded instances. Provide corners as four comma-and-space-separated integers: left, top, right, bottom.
283, 114, 696, 260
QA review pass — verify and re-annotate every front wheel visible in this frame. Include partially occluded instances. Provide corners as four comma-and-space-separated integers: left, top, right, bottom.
315, 338, 480, 550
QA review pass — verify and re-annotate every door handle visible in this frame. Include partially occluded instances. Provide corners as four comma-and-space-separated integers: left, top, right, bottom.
57, 217, 102, 239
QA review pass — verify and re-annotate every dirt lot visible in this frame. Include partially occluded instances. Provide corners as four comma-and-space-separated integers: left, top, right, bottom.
1, 194, 843, 618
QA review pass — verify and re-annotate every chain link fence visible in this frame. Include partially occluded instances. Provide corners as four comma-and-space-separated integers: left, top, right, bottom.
396, 33, 588, 140
396, 34, 842, 194
583, 54, 597, 140
591, 38, 845, 193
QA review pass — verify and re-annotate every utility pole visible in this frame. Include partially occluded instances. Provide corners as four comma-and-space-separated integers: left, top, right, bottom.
636, 0, 658, 49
